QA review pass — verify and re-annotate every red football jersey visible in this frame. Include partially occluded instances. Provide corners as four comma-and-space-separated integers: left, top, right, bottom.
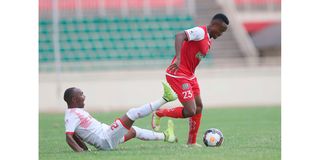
166, 25, 212, 79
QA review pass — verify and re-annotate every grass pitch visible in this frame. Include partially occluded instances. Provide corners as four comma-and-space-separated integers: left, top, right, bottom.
39, 107, 280, 160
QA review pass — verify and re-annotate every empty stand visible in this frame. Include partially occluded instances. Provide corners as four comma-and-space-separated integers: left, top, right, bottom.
39, 16, 194, 65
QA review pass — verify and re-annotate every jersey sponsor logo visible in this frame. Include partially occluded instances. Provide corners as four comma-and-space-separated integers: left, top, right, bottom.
196, 52, 206, 60
182, 83, 190, 90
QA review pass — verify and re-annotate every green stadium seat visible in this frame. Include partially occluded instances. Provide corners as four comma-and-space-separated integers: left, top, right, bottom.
39, 16, 194, 62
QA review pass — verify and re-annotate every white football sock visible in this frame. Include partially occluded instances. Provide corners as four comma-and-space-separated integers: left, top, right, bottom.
132, 126, 165, 141
150, 98, 167, 110
126, 98, 167, 121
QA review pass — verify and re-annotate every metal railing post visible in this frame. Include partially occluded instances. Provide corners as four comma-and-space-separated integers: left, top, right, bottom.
166, 0, 174, 15
143, 0, 151, 16
75, 0, 83, 19
121, 0, 129, 17
187, 0, 196, 16
52, 0, 62, 105
98, 0, 107, 17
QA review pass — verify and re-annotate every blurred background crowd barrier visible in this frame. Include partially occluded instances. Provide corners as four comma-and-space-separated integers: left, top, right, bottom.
39, 0, 281, 112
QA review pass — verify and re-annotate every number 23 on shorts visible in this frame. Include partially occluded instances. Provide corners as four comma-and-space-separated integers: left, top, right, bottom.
182, 90, 193, 99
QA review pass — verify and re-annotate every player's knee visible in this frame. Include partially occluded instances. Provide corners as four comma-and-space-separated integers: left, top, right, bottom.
183, 108, 196, 117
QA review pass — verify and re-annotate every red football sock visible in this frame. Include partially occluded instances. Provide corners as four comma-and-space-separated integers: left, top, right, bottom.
156, 106, 184, 118
187, 113, 202, 144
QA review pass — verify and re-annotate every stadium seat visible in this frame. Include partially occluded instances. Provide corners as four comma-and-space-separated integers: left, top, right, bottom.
39, 16, 194, 62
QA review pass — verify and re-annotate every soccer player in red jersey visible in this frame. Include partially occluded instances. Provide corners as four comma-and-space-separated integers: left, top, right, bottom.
152, 13, 229, 147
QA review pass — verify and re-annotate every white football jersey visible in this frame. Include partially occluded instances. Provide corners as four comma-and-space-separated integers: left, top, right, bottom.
64, 108, 111, 149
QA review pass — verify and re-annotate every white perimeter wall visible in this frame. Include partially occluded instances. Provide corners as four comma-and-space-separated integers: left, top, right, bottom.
39, 66, 280, 113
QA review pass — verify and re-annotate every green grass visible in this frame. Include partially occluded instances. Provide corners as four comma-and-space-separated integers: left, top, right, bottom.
39, 107, 280, 160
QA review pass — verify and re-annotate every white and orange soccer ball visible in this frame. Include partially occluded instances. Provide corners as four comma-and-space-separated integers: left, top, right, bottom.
203, 128, 224, 147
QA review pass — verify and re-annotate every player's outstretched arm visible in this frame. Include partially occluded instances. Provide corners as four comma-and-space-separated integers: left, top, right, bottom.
66, 134, 85, 152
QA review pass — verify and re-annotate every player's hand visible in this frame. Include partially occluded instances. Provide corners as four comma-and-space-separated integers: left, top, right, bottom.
168, 58, 180, 74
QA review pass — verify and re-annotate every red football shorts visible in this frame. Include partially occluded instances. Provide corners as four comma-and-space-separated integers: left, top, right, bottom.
166, 75, 200, 102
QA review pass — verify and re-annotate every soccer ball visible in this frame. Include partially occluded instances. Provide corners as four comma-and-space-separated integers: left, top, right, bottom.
203, 128, 224, 147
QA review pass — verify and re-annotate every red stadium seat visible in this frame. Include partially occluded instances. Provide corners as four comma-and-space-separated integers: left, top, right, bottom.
234, 0, 281, 5
39, 0, 185, 11
243, 21, 278, 33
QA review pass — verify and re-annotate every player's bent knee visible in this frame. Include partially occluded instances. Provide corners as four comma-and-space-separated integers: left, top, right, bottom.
181, 100, 197, 117
183, 109, 196, 117
128, 127, 137, 137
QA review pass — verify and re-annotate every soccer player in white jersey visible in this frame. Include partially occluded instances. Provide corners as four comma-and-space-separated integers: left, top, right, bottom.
64, 82, 178, 152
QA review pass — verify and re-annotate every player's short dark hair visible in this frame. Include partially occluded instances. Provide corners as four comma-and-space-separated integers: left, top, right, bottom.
212, 13, 229, 25
64, 87, 76, 104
